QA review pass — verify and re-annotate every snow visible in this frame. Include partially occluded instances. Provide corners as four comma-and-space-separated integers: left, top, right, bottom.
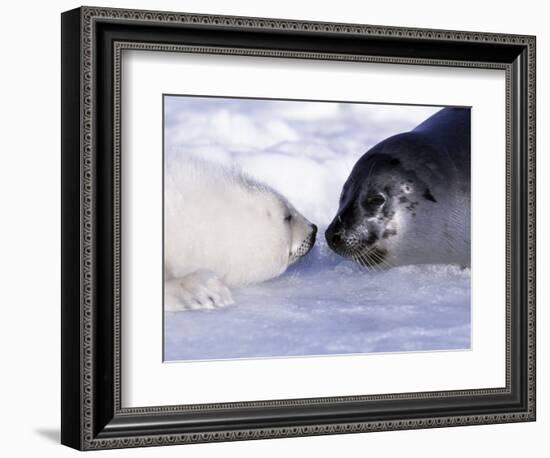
163, 96, 471, 361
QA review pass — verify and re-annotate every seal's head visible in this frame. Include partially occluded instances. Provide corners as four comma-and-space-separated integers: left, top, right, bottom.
245, 187, 317, 269
200, 171, 317, 285
325, 133, 446, 268
164, 159, 317, 287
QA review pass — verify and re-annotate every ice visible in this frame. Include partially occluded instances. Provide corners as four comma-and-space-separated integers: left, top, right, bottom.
163, 97, 470, 361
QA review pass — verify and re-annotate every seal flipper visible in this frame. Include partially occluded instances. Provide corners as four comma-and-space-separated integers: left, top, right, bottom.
164, 269, 234, 310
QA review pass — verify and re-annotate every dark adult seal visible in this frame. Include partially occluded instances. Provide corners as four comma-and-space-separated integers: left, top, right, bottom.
325, 107, 470, 269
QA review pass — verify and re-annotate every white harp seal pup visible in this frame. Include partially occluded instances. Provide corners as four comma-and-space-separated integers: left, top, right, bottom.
164, 158, 317, 310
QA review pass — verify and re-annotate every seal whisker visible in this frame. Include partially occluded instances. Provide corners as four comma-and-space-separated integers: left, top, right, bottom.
379, 255, 395, 270
369, 249, 394, 270
366, 251, 387, 272
350, 252, 363, 269
357, 250, 380, 272
350, 246, 374, 271
370, 253, 385, 272
359, 252, 375, 271
359, 254, 375, 272
351, 252, 368, 271
353, 254, 363, 268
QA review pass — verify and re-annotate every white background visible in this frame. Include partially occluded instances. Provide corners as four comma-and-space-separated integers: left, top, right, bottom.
0, 0, 545, 457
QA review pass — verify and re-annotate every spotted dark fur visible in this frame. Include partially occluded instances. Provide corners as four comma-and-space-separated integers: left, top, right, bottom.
382, 228, 398, 239
405, 201, 419, 212
366, 233, 379, 245
423, 188, 437, 202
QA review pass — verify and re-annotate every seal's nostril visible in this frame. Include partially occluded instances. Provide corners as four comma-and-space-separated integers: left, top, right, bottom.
325, 227, 342, 247
311, 223, 318, 235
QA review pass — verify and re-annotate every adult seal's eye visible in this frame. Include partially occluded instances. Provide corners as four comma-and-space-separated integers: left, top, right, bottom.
364, 193, 385, 207
284, 214, 292, 222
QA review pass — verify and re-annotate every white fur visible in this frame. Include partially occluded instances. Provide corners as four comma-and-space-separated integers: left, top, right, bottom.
164, 158, 315, 310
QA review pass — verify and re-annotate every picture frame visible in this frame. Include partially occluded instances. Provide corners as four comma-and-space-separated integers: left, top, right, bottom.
61, 5, 536, 451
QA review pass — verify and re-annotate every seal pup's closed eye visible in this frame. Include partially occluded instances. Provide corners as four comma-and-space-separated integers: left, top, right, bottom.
164, 158, 317, 310
326, 107, 471, 269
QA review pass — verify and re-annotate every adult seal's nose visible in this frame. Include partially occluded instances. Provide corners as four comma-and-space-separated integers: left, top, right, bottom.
331, 233, 342, 245
324, 226, 341, 248
311, 223, 318, 236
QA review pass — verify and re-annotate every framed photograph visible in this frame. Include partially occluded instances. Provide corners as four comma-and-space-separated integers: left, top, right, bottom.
61, 6, 536, 450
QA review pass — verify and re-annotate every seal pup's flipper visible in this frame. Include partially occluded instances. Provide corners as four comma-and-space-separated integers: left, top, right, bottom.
164, 269, 234, 310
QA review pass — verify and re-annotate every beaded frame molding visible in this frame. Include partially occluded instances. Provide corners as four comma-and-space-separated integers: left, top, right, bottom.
61, 6, 536, 451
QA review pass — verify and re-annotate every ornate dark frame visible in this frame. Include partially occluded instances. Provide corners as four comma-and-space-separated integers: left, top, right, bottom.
61, 6, 536, 451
